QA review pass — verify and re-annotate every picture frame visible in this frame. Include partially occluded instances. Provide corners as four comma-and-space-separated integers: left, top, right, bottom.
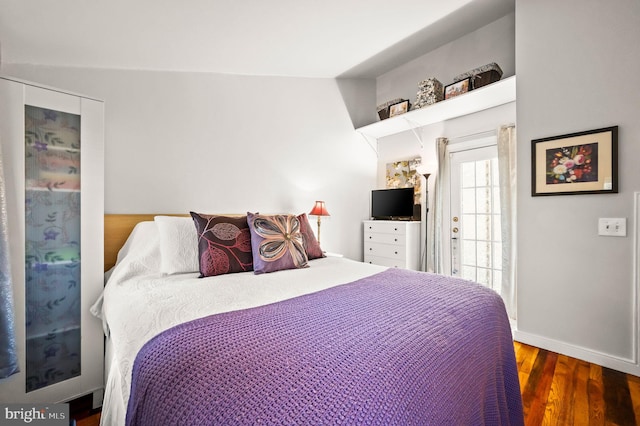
531, 126, 618, 196
388, 100, 410, 117
443, 78, 471, 100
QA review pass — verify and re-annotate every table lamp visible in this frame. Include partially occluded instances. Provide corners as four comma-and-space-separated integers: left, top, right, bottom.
309, 201, 330, 245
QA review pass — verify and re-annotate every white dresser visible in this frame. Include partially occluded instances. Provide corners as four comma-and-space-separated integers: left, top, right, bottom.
363, 220, 421, 270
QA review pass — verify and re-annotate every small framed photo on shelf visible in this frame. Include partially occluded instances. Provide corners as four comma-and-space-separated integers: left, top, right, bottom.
388, 100, 410, 117
444, 78, 471, 100
531, 126, 618, 196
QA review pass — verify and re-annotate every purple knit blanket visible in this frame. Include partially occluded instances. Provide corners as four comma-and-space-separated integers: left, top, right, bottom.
126, 269, 523, 425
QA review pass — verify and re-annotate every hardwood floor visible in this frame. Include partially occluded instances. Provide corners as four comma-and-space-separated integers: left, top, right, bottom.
515, 341, 640, 425
76, 412, 100, 426
73, 342, 640, 425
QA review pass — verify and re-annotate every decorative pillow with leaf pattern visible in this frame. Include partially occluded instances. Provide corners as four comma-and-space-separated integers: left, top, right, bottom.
297, 213, 325, 260
190, 212, 253, 277
247, 212, 309, 274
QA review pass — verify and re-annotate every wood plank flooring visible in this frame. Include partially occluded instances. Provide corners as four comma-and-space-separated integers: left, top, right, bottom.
73, 342, 640, 425
514, 341, 639, 425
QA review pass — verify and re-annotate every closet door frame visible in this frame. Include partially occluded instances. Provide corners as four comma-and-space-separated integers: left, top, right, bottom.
0, 77, 104, 406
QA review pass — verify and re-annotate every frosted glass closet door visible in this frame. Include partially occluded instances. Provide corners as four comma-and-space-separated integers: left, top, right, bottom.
24, 104, 83, 392
0, 78, 104, 405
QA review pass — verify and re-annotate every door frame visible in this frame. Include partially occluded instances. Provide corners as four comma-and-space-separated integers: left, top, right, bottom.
442, 135, 497, 276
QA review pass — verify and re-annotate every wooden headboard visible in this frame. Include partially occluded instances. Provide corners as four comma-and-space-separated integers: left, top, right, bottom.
104, 214, 189, 271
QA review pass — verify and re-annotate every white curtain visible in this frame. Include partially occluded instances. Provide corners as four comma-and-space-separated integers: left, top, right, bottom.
497, 125, 517, 320
0, 143, 19, 378
428, 137, 449, 274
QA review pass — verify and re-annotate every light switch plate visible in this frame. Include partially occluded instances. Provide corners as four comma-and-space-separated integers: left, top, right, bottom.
598, 218, 626, 236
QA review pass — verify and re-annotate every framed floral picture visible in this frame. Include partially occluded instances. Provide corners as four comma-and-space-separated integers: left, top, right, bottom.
531, 126, 618, 196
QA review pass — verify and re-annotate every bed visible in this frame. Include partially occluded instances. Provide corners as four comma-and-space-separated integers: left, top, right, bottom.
93, 213, 523, 425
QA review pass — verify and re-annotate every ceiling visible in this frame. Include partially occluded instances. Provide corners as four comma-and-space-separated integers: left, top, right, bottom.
0, 0, 514, 79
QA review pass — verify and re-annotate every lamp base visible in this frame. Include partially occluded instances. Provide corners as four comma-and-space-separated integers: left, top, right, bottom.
316, 216, 322, 246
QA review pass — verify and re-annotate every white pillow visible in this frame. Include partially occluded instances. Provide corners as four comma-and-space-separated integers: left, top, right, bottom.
154, 216, 199, 275
113, 220, 162, 272
93, 220, 162, 330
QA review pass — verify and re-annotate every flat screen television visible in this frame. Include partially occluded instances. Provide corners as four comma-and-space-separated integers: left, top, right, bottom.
371, 187, 416, 220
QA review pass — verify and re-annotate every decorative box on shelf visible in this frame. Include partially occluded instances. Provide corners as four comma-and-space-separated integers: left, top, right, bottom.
357, 76, 516, 141
412, 77, 444, 110
454, 62, 503, 89
377, 98, 403, 120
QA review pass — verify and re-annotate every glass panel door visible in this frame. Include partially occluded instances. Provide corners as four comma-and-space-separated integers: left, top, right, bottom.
450, 145, 503, 294
24, 105, 81, 392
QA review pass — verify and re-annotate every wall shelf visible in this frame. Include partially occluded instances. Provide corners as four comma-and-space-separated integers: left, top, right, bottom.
356, 75, 516, 140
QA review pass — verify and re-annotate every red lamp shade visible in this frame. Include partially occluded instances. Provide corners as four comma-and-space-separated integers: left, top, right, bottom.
309, 201, 330, 217
309, 201, 329, 246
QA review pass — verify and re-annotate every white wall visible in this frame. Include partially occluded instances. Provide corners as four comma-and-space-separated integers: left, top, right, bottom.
7, 1, 638, 377
2, 65, 377, 260
376, 12, 515, 112
372, 13, 516, 273
376, 102, 516, 186
374, 1, 640, 376
374, 11, 516, 192
372, 10, 516, 234
515, 0, 640, 375
375, 102, 516, 274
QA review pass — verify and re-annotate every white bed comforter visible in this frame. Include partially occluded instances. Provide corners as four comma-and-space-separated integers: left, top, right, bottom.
91, 221, 385, 426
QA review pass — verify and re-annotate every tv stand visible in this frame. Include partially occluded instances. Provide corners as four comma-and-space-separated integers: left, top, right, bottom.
363, 220, 421, 270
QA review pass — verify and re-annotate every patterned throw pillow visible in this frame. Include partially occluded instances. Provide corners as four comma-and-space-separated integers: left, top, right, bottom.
297, 213, 325, 260
190, 212, 253, 277
247, 212, 309, 274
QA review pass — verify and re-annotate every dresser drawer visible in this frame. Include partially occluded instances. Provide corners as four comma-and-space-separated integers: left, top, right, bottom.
364, 254, 405, 268
364, 231, 406, 245
362, 220, 421, 271
363, 221, 406, 235
364, 241, 406, 259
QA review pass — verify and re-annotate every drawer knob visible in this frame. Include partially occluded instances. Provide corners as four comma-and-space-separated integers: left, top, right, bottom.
394, 228, 398, 231
394, 238, 398, 242
394, 251, 398, 255
369, 248, 373, 251
369, 236, 372, 239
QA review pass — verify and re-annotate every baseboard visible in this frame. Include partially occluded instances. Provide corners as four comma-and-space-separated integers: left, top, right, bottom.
514, 329, 640, 377
92, 388, 104, 410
